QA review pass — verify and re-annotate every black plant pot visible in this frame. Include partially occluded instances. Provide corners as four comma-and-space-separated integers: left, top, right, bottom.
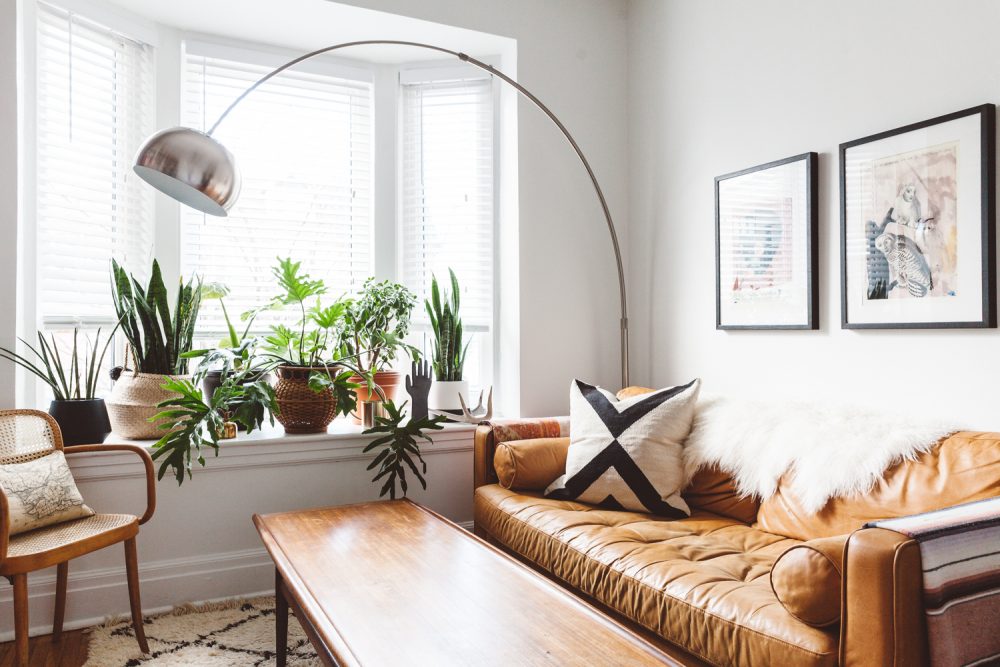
48, 398, 112, 446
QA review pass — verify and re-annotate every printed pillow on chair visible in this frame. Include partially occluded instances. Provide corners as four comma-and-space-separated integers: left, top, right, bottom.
545, 378, 701, 517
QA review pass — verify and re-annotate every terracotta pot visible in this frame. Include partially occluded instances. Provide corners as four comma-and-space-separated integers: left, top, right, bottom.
106, 372, 189, 440
273, 366, 338, 434
348, 370, 402, 424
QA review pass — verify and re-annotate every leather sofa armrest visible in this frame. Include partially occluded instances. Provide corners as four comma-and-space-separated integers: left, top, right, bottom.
474, 418, 569, 489
840, 527, 928, 667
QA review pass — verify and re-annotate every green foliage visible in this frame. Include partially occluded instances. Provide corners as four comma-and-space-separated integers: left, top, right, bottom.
200, 282, 258, 350
362, 400, 446, 499
150, 370, 278, 484
307, 367, 362, 419
0, 327, 118, 400
111, 259, 203, 375
425, 268, 470, 382
339, 278, 418, 374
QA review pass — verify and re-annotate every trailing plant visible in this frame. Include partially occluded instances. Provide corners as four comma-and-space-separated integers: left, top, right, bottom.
0, 327, 118, 400
362, 399, 446, 499
339, 278, 418, 375
111, 259, 203, 375
425, 269, 470, 382
150, 368, 278, 484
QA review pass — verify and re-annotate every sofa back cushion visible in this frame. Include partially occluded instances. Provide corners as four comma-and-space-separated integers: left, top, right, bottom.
756, 432, 1000, 540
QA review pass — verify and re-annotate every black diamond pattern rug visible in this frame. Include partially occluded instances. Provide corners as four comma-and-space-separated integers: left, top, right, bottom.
84, 596, 319, 666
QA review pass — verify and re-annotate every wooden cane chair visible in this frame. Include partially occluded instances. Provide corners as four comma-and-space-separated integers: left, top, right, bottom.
0, 409, 156, 666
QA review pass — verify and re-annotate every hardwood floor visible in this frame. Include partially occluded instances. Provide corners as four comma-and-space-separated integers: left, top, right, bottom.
0, 629, 89, 667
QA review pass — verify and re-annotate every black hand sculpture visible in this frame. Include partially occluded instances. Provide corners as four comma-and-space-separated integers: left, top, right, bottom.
405, 360, 432, 422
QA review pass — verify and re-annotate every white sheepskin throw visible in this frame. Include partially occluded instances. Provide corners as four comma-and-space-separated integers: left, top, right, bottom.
682, 394, 958, 513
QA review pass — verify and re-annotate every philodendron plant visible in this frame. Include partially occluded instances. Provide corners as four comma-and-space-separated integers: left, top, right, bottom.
425, 269, 470, 382
362, 399, 446, 499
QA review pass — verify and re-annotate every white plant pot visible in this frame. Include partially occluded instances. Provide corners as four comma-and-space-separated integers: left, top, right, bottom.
428, 380, 470, 413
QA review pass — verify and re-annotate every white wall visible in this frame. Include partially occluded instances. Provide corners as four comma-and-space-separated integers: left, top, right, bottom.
337, 0, 631, 416
627, 0, 1000, 429
0, 0, 17, 409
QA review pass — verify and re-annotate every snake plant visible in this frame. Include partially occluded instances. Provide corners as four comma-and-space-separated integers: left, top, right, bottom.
425, 269, 470, 381
111, 259, 203, 375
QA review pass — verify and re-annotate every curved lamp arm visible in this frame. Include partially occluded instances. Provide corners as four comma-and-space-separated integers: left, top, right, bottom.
136, 39, 629, 386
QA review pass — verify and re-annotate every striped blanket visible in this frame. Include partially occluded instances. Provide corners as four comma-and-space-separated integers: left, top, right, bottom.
868, 497, 1000, 667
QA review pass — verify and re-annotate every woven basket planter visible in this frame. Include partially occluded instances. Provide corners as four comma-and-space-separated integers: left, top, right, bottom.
274, 366, 338, 434
106, 372, 189, 440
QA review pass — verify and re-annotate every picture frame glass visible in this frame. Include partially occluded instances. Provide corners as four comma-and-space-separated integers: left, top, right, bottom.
717, 156, 813, 328
842, 111, 990, 327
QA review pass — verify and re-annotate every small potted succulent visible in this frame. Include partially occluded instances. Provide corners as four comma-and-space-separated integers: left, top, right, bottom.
0, 327, 117, 445
425, 269, 471, 415
339, 278, 417, 422
107, 259, 202, 439
256, 258, 369, 434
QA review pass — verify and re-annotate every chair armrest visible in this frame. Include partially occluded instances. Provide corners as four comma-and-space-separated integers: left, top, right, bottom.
64, 444, 157, 525
0, 486, 8, 564
840, 527, 928, 667
473, 418, 569, 489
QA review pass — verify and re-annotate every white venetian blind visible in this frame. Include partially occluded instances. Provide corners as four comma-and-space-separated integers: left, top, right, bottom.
400, 76, 495, 393
180, 45, 373, 336
35, 2, 154, 323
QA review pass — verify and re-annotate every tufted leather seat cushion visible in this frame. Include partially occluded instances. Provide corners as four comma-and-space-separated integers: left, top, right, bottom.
475, 484, 838, 667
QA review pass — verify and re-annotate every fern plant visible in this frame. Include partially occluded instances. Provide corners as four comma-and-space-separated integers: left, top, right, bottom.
425, 269, 470, 381
111, 259, 203, 375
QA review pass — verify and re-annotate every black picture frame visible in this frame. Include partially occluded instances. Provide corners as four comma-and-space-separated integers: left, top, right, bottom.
840, 104, 996, 329
715, 152, 819, 330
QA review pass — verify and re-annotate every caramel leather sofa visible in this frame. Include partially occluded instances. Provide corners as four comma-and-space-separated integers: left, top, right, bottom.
473, 406, 1000, 667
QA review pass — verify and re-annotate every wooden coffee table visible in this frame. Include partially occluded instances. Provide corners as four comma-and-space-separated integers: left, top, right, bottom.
253, 499, 677, 666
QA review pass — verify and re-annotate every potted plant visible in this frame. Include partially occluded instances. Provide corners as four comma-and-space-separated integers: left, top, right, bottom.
150, 365, 278, 484
107, 259, 203, 439
0, 327, 117, 445
425, 269, 471, 415
362, 399, 446, 498
189, 282, 266, 412
258, 258, 368, 434
339, 278, 417, 422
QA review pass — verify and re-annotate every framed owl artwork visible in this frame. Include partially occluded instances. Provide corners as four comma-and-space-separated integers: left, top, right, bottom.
715, 152, 819, 330
840, 104, 996, 329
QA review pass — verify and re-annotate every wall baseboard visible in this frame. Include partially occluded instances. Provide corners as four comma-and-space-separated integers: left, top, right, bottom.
0, 519, 477, 641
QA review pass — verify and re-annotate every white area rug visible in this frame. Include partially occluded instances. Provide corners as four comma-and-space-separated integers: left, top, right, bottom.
84, 596, 319, 666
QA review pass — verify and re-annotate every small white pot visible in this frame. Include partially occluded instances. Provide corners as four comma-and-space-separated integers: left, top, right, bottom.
428, 380, 470, 412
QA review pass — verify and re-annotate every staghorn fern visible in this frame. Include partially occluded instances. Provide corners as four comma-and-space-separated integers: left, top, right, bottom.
424, 269, 470, 382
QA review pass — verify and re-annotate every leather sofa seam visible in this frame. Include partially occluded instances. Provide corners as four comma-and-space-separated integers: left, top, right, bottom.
478, 491, 836, 661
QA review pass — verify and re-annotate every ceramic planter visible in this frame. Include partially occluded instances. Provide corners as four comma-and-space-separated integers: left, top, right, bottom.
348, 370, 402, 424
106, 372, 190, 440
428, 380, 470, 415
47, 398, 112, 445
273, 365, 338, 434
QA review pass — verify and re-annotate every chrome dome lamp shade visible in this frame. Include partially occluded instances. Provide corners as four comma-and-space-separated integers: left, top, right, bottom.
132, 127, 241, 217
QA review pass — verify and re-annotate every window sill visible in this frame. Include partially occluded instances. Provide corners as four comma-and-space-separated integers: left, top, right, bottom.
68, 421, 479, 483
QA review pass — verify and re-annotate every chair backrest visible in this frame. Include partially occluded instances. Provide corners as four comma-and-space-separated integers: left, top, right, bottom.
0, 409, 63, 465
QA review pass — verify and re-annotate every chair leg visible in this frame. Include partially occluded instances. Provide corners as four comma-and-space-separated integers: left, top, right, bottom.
12, 573, 29, 667
53, 561, 68, 641
124, 537, 149, 654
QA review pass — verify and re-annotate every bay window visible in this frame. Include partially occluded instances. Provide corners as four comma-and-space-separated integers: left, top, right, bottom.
21, 0, 502, 409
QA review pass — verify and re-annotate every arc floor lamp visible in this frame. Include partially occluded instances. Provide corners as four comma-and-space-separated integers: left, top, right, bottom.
132, 40, 630, 387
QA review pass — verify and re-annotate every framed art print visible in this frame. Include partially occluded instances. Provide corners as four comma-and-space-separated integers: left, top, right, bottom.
715, 152, 818, 330
841, 104, 996, 329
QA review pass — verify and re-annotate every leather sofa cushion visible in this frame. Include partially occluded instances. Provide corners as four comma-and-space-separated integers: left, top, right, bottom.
770, 534, 848, 628
757, 432, 1000, 540
495, 437, 569, 490
475, 484, 838, 667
